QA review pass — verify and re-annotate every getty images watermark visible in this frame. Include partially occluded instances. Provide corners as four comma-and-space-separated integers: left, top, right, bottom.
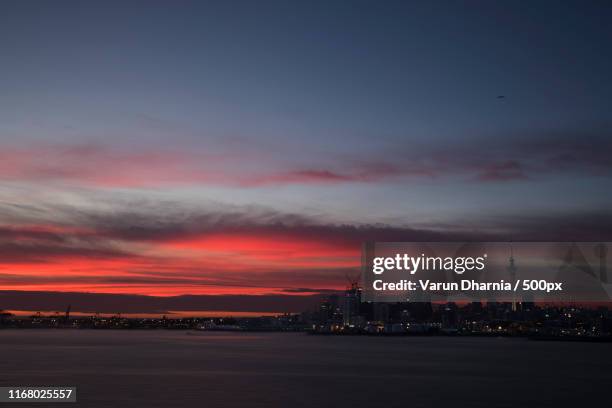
361, 242, 611, 303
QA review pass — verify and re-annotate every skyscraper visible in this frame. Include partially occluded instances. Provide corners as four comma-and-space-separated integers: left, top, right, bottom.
342, 284, 362, 327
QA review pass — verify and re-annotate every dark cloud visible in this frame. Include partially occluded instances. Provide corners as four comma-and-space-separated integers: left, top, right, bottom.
281, 288, 339, 294
0, 242, 132, 264
3, 200, 612, 264
0, 200, 493, 245
0, 225, 134, 263
71, 206, 612, 244
487, 211, 612, 242
377, 127, 612, 183
516, 128, 612, 173
1, 127, 611, 188
0, 269, 348, 290
0, 291, 327, 314
0, 226, 67, 243
0, 273, 212, 286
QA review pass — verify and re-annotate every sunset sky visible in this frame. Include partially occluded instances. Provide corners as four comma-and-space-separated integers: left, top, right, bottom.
1, 1, 611, 312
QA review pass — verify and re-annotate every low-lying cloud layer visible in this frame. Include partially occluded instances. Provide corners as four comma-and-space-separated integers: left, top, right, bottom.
2, 194, 612, 304
0, 290, 327, 314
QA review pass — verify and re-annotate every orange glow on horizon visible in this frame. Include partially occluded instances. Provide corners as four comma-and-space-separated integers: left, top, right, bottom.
0, 228, 359, 296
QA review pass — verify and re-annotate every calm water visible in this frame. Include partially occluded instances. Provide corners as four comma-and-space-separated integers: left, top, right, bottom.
0, 330, 610, 407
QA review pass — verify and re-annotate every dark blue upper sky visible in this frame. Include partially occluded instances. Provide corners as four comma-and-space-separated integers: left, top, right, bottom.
1, 0, 611, 226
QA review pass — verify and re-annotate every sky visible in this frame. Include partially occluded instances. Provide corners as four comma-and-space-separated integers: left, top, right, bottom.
1, 1, 612, 312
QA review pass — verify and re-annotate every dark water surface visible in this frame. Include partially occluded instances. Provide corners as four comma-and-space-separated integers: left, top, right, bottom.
0, 330, 610, 407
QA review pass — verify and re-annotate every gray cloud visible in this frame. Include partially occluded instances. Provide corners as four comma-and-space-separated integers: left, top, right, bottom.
1, 127, 611, 188
0, 291, 327, 314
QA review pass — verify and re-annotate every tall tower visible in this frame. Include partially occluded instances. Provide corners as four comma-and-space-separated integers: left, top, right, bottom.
508, 243, 517, 312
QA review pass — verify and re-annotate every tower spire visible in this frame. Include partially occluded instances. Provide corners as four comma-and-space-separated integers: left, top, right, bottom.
508, 242, 517, 312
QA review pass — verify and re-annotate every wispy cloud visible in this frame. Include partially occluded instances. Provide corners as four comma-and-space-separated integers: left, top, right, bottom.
1, 128, 610, 188
2, 196, 612, 297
